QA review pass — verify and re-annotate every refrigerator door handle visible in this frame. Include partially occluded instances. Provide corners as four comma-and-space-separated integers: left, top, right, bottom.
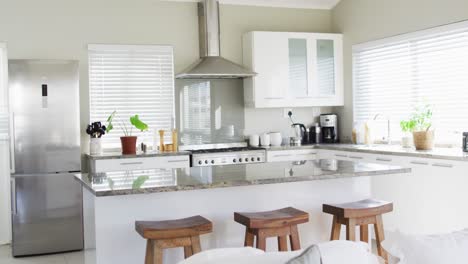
10, 177, 16, 215
10, 112, 15, 174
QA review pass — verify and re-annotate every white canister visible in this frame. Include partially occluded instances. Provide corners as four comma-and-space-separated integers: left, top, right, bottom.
260, 133, 271, 146
249, 134, 260, 147
269, 132, 282, 146
90, 137, 102, 155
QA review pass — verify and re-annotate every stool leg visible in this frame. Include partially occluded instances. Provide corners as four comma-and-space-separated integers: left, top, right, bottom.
244, 228, 255, 247
330, 216, 341, 240
145, 240, 154, 264
184, 246, 193, 259
256, 230, 267, 251
374, 215, 388, 261
289, 225, 301, 251
346, 218, 357, 241
278, 236, 288, 251
190, 235, 202, 255
153, 241, 163, 264
360, 224, 369, 243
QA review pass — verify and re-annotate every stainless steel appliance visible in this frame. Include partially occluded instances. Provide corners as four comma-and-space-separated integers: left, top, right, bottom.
463, 132, 468, 152
176, 0, 256, 79
9, 60, 83, 256
320, 114, 339, 143
290, 123, 307, 145
190, 145, 266, 167
309, 123, 322, 144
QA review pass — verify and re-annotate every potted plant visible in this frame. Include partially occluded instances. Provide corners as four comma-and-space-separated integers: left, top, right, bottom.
86, 121, 106, 155
401, 105, 434, 150
106, 111, 149, 155
399, 120, 415, 148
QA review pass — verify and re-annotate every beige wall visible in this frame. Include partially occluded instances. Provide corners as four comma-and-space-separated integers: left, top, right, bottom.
331, 0, 468, 141
0, 0, 332, 149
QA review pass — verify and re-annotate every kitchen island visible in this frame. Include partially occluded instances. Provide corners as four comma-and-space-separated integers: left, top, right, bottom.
75, 159, 410, 264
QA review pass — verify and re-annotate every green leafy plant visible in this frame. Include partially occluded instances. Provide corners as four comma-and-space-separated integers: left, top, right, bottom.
400, 105, 433, 132
105, 110, 148, 136
400, 120, 415, 133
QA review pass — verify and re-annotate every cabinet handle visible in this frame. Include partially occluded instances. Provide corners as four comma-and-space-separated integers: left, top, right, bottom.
10, 112, 16, 174
335, 154, 347, 158
297, 153, 317, 155
273, 154, 293, 157
410, 161, 429, 166
264, 97, 283, 100
120, 162, 144, 165
349, 156, 364, 160
11, 178, 17, 215
376, 158, 393, 162
432, 163, 454, 168
167, 159, 188, 163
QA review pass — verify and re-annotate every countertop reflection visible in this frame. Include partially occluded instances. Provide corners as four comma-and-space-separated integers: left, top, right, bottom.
74, 159, 410, 197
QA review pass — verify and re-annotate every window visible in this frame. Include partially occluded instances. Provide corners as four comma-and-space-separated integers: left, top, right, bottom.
353, 21, 468, 144
88, 44, 175, 149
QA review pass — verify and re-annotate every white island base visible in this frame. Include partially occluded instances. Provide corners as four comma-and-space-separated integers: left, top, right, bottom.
83, 177, 372, 264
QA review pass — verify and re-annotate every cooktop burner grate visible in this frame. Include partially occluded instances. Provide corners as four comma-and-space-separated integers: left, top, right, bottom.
190, 147, 263, 154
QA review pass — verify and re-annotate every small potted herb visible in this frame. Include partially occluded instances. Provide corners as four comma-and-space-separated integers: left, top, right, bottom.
400, 105, 434, 150
86, 122, 106, 155
106, 111, 149, 155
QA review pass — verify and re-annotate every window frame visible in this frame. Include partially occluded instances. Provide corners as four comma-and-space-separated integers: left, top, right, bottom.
87, 44, 176, 151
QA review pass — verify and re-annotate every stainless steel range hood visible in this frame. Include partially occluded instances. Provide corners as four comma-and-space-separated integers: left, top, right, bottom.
176, 0, 256, 79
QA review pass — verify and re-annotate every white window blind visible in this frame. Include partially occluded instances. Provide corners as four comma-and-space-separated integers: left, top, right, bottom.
88, 44, 175, 149
353, 21, 468, 144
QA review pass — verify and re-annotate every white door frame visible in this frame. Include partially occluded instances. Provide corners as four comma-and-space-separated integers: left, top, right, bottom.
0, 42, 11, 245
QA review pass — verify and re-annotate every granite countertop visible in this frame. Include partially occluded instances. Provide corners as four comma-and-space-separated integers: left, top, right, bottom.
74, 159, 410, 197
85, 151, 191, 160
313, 144, 468, 161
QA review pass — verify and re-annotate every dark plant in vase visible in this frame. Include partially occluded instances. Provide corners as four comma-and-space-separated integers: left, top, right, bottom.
106, 111, 149, 155
86, 122, 107, 138
86, 122, 107, 155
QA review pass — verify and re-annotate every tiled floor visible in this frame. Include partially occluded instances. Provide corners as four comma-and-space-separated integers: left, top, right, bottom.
0, 245, 92, 264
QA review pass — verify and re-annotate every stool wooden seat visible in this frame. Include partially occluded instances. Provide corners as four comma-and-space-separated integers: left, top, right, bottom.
234, 207, 309, 252
323, 199, 393, 261
135, 215, 212, 264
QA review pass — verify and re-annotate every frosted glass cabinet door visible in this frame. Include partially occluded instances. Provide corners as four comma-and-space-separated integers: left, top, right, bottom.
288, 38, 309, 98
316, 39, 336, 97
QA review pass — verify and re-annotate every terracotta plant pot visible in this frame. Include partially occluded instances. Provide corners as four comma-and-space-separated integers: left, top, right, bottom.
120, 136, 137, 155
413, 130, 435, 150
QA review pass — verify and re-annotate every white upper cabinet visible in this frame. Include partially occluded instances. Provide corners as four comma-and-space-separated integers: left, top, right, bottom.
243, 31, 343, 108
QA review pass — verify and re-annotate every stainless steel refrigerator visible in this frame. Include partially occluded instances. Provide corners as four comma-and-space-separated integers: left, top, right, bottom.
9, 60, 83, 257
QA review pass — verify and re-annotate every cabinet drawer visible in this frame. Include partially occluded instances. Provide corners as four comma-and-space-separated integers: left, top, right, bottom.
93, 155, 190, 172
267, 149, 317, 162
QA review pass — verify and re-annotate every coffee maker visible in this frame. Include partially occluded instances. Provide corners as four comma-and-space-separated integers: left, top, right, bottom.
320, 114, 339, 143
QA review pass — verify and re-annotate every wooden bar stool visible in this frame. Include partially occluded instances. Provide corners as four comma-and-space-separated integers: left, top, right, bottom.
135, 215, 212, 264
234, 207, 309, 252
323, 199, 393, 261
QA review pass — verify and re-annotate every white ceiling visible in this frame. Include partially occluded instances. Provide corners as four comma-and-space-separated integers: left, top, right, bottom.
164, 0, 342, 10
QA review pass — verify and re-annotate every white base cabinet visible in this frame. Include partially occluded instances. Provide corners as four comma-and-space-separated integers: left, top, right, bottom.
90, 155, 190, 173
267, 149, 317, 162
317, 148, 468, 235
243, 31, 343, 108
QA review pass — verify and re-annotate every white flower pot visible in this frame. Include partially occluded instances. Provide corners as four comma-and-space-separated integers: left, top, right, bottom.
90, 137, 103, 155
401, 136, 413, 148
